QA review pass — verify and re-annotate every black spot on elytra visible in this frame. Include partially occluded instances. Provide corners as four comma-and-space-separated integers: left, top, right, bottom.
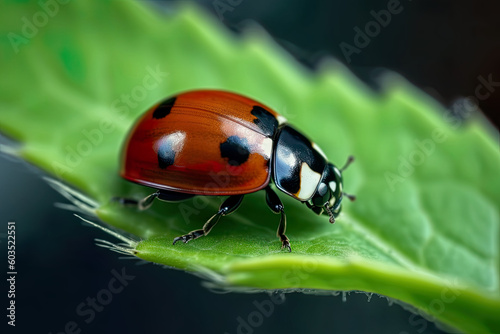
157, 141, 176, 169
153, 96, 177, 119
251, 106, 279, 137
220, 136, 250, 166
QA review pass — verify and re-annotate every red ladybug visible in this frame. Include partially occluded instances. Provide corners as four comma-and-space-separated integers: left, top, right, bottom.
117, 90, 354, 251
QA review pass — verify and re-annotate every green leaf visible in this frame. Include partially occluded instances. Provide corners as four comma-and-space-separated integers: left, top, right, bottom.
1, 1, 499, 333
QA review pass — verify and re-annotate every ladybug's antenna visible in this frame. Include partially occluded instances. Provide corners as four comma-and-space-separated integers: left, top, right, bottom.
323, 204, 336, 224
343, 192, 356, 201
340, 155, 355, 172
340, 156, 356, 201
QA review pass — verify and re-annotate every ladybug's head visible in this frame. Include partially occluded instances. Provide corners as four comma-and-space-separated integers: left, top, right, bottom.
306, 156, 355, 223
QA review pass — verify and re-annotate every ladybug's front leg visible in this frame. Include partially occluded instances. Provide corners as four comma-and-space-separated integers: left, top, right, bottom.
172, 195, 244, 245
265, 187, 291, 252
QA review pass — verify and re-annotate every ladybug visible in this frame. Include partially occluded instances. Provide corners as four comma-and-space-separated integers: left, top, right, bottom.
116, 90, 354, 252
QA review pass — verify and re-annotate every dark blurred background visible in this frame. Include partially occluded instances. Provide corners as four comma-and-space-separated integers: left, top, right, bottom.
196, 0, 500, 127
2, 0, 499, 333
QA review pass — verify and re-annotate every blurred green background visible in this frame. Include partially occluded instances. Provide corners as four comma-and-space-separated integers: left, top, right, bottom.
1, 0, 498, 333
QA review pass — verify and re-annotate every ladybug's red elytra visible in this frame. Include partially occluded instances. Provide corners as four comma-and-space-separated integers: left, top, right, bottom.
116, 90, 354, 252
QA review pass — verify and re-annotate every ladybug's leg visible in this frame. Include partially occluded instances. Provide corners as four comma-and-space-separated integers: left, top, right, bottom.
172, 195, 244, 245
265, 187, 291, 252
114, 190, 194, 211
112, 191, 160, 211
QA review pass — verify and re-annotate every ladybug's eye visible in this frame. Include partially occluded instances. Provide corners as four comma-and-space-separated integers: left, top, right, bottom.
317, 182, 328, 197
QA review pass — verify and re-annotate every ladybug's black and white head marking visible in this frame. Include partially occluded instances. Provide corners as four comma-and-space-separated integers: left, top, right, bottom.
273, 126, 327, 200
273, 125, 352, 223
